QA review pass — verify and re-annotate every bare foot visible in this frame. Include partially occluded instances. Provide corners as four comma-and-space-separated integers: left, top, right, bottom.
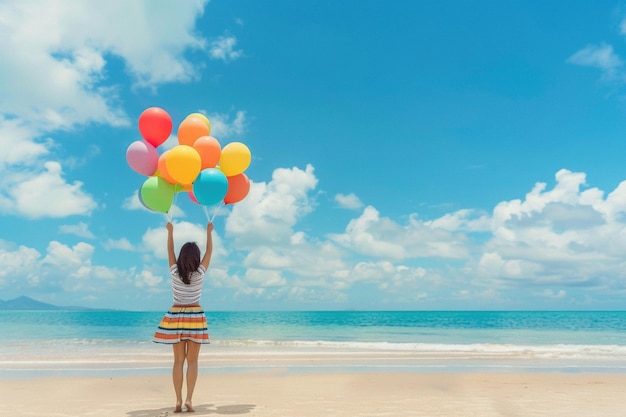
185, 401, 195, 413
174, 403, 183, 413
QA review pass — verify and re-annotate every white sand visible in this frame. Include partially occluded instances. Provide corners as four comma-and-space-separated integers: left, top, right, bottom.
2, 370, 624, 417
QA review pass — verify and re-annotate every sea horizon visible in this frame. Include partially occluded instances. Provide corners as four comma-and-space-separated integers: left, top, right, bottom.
2, 310, 626, 378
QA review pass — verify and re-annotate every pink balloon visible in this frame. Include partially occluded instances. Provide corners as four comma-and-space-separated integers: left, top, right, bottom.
126, 140, 158, 176
188, 191, 199, 204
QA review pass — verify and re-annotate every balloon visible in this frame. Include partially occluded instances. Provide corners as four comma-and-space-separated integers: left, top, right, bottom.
138, 107, 172, 147
193, 168, 228, 206
166, 145, 201, 184
157, 151, 177, 184
140, 176, 176, 213
126, 140, 158, 176
181, 183, 193, 192
224, 173, 250, 204
137, 187, 151, 211
219, 142, 251, 176
188, 191, 200, 204
193, 136, 221, 169
186, 113, 211, 131
177, 116, 210, 147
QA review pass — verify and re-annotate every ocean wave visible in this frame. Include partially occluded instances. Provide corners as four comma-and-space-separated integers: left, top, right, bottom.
211, 339, 626, 359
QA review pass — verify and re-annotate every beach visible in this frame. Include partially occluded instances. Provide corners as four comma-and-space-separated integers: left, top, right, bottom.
2, 370, 625, 417
3, 310, 626, 416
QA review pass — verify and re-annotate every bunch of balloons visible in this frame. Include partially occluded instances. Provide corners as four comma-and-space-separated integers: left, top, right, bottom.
126, 107, 252, 213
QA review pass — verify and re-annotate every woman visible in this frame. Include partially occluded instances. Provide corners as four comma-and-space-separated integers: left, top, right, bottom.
153, 221, 214, 413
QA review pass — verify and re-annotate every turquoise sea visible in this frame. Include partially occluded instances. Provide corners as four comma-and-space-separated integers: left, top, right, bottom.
2, 310, 626, 377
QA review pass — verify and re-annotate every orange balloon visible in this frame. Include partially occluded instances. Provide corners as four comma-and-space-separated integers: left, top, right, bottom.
193, 136, 221, 169
177, 117, 210, 147
224, 173, 250, 204
157, 151, 176, 184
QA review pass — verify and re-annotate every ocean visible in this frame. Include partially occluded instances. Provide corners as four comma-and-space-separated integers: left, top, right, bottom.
2, 310, 626, 377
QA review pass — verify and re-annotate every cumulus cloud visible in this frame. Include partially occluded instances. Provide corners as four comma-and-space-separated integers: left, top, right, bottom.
0, 0, 209, 126
2, 161, 97, 218
478, 169, 626, 290
104, 238, 134, 251
335, 193, 363, 209
0, 238, 141, 300
226, 164, 319, 245
330, 206, 470, 260
58, 222, 95, 239
0, 117, 51, 168
0, 0, 211, 219
142, 220, 226, 262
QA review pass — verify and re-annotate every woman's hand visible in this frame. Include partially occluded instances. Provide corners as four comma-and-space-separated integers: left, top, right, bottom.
166, 222, 174, 233
207, 222, 214, 233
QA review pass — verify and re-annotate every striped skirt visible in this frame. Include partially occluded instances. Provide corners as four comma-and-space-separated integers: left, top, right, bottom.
153, 306, 210, 344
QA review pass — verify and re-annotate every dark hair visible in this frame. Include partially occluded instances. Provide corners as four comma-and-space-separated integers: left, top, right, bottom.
177, 242, 201, 285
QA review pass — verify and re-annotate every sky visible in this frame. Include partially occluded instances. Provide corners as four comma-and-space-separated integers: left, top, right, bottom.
2, 1, 626, 311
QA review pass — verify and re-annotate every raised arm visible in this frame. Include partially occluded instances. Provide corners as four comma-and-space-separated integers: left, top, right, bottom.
166, 222, 176, 266
200, 222, 214, 270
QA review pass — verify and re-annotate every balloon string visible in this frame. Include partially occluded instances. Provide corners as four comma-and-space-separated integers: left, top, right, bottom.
202, 205, 210, 221
210, 202, 224, 223
167, 193, 179, 223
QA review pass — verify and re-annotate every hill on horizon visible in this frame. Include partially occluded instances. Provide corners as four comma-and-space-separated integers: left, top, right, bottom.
0, 296, 75, 310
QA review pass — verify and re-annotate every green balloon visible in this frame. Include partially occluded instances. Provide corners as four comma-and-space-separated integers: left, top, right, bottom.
140, 176, 176, 213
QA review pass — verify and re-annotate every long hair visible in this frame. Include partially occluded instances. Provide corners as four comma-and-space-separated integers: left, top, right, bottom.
177, 242, 201, 285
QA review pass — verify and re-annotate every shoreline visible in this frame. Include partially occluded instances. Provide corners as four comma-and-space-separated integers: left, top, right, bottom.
3, 346, 626, 378
2, 371, 624, 417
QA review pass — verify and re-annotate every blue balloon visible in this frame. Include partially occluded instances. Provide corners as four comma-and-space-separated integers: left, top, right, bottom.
193, 168, 228, 206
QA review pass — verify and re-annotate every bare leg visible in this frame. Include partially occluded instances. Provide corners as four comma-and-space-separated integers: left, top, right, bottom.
184, 341, 201, 412
172, 342, 186, 412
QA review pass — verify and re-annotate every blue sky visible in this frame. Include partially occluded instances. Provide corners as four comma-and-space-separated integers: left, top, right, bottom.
2, 1, 626, 311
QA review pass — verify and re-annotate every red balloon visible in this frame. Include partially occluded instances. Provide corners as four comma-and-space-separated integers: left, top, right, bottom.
224, 173, 250, 204
138, 107, 172, 147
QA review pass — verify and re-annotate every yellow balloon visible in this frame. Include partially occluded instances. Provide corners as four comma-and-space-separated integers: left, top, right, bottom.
219, 142, 251, 176
165, 145, 202, 185
186, 113, 211, 132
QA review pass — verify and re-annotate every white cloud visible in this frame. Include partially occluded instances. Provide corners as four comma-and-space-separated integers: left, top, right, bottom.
335, 193, 363, 209
209, 35, 244, 61
535, 289, 566, 299
134, 269, 164, 289
104, 238, 134, 251
3, 161, 97, 218
208, 110, 247, 139
9, 163, 626, 308
226, 164, 319, 246
0, 0, 212, 219
330, 206, 469, 260
480, 169, 626, 288
0, 238, 138, 297
0, 0, 209, 127
0, 117, 51, 168
59, 222, 95, 239
142, 220, 226, 262
0, 245, 41, 287
244, 269, 287, 287
567, 43, 623, 79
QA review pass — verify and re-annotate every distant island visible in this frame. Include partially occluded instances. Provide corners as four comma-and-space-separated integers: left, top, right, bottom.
0, 296, 86, 311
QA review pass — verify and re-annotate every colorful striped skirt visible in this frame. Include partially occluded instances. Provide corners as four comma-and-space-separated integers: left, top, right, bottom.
153, 306, 210, 344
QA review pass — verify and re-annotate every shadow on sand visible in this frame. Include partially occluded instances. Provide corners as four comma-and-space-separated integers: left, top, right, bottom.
127, 403, 256, 416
